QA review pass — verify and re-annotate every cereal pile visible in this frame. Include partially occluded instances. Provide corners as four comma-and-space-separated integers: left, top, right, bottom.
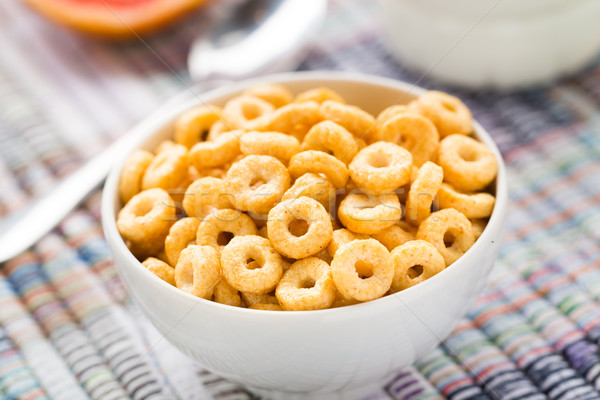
116, 85, 498, 311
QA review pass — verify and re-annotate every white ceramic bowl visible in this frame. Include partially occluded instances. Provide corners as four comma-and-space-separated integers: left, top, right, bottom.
101, 72, 507, 399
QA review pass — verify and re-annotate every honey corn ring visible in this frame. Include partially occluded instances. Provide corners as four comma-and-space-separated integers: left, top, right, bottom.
301, 121, 359, 164
174, 105, 222, 148
374, 113, 439, 166
243, 84, 293, 108
372, 221, 416, 251
282, 173, 336, 211
165, 217, 200, 266
320, 100, 377, 142
207, 120, 229, 141
221, 235, 283, 294
182, 177, 232, 219
142, 257, 175, 286
338, 192, 401, 234
438, 134, 498, 192
390, 240, 445, 292
294, 87, 346, 104
196, 208, 257, 251
331, 239, 393, 301
240, 131, 300, 164
405, 162, 444, 225
222, 94, 275, 130
175, 245, 221, 299
327, 228, 370, 257
117, 188, 176, 257
349, 142, 413, 194
276, 257, 336, 311
417, 208, 474, 266
375, 104, 410, 126
241, 291, 279, 307
142, 143, 189, 191
212, 280, 242, 307
288, 150, 349, 188
119, 150, 153, 203
267, 197, 333, 259
249, 304, 283, 311
226, 155, 291, 214
437, 183, 495, 219
261, 101, 322, 139
189, 130, 241, 170
411, 90, 473, 137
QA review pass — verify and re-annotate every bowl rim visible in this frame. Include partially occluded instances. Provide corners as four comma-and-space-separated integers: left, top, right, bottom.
101, 70, 508, 317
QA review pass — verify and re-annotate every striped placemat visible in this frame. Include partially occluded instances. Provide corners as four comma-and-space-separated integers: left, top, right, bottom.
1, 0, 600, 399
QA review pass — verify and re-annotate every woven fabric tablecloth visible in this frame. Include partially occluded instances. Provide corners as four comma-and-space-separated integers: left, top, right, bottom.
2, 1, 600, 399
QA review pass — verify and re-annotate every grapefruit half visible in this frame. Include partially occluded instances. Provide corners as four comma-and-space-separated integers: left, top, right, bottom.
24, 0, 210, 40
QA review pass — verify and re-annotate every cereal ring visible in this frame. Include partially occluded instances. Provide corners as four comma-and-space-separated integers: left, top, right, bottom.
207, 120, 229, 141
331, 291, 361, 308
117, 188, 176, 257
327, 228, 370, 257
119, 150, 154, 203
267, 197, 333, 259
212, 280, 242, 307
405, 162, 444, 225
294, 87, 346, 104
276, 257, 336, 311
338, 192, 401, 234
375, 104, 410, 126
301, 121, 359, 164
182, 177, 232, 219
174, 105, 222, 148
331, 239, 393, 301
175, 245, 221, 299
437, 134, 498, 192
226, 155, 291, 214
349, 142, 413, 194
241, 291, 278, 307
220, 235, 283, 294
155, 140, 177, 154
372, 221, 416, 251
411, 91, 473, 137
244, 84, 292, 108
222, 94, 275, 130
240, 131, 300, 164
249, 304, 283, 311
389, 240, 445, 292
320, 100, 376, 142
437, 183, 495, 219
373, 113, 439, 166
288, 150, 348, 188
189, 130, 241, 170
196, 208, 257, 251
142, 257, 175, 285
262, 101, 322, 139
155, 249, 170, 264
281, 173, 336, 211
142, 143, 188, 191
417, 208, 474, 266
165, 217, 200, 266
257, 225, 269, 238
470, 219, 487, 240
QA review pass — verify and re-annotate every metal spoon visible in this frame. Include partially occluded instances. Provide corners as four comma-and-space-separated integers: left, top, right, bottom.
0, 0, 327, 263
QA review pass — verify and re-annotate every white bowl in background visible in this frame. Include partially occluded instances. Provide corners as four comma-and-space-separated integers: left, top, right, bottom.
101, 72, 508, 399
378, 0, 600, 89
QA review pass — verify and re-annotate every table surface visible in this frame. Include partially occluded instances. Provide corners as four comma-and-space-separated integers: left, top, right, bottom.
1, 1, 600, 399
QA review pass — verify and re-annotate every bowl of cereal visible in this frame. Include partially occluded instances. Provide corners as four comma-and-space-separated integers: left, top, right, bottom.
101, 72, 507, 399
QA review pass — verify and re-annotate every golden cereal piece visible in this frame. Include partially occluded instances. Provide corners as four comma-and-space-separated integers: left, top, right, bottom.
221, 235, 283, 294
281, 173, 336, 211
320, 100, 376, 142
222, 94, 275, 130
189, 130, 241, 170
327, 228, 370, 258
411, 90, 473, 137
142, 143, 189, 191
196, 208, 257, 252
390, 240, 445, 292
301, 121, 359, 164
267, 197, 333, 259
155, 249, 170, 264
182, 177, 232, 219
405, 162, 444, 225
288, 150, 348, 188
294, 87, 346, 104
155, 140, 177, 154
375, 104, 411, 126
241, 291, 279, 307
438, 134, 498, 192
117, 188, 176, 258
142, 257, 175, 285
165, 217, 200, 266
417, 208, 474, 266
349, 142, 413, 194
207, 120, 230, 141
372, 221, 416, 251
437, 183, 495, 219
174, 105, 222, 148
276, 257, 336, 311
470, 219, 488, 240
244, 84, 293, 108
240, 131, 300, 164
226, 155, 291, 215
212, 280, 242, 307
119, 150, 154, 203
262, 101, 322, 139
175, 245, 221, 299
338, 192, 401, 234
331, 239, 393, 302
249, 304, 283, 311
257, 225, 269, 238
